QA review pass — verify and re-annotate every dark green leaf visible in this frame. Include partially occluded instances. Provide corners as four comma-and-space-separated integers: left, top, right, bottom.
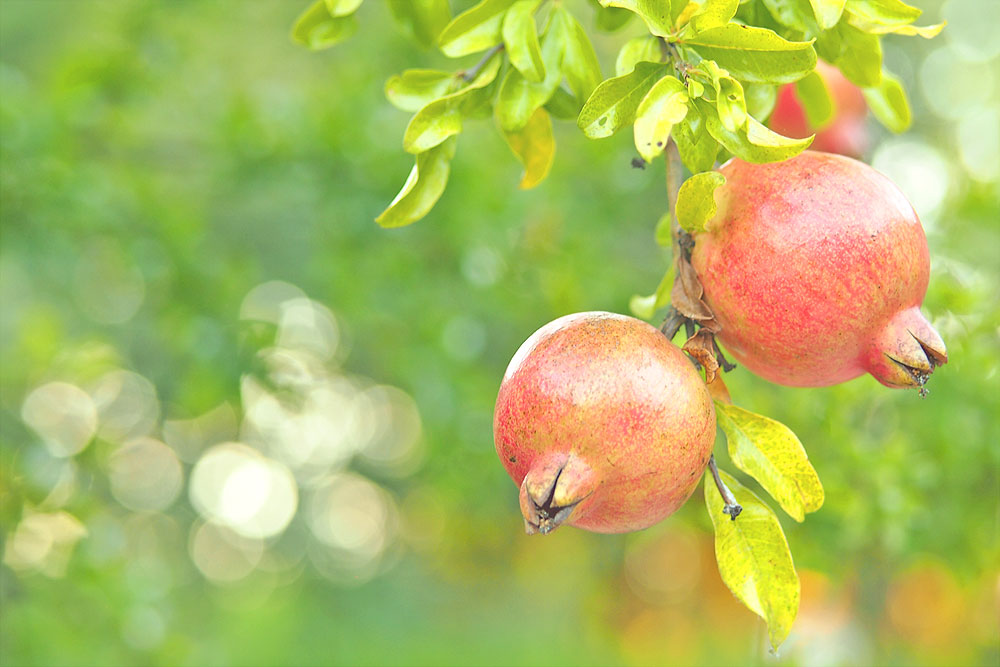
683, 25, 817, 84
615, 36, 662, 76
387, 0, 452, 48
503, 0, 545, 83
794, 70, 834, 127
577, 62, 668, 139
863, 69, 910, 132
291, 1, 358, 50
634, 75, 688, 161
385, 70, 455, 112
501, 107, 555, 189
676, 171, 725, 233
551, 6, 603, 102
376, 138, 457, 227
438, 0, 516, 58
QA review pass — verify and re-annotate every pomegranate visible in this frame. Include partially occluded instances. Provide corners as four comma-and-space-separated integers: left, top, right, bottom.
494, 312, 716, 534
769, 61, 869, 158
690, 152, 947, 390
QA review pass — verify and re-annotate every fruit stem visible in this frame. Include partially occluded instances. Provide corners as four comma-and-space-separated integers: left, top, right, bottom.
708, 455, 742, 521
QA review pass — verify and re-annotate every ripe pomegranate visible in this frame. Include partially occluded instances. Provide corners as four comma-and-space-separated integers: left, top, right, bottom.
494, 312, 716, 534
769, 61, 869, 158
690, 152, 947, 390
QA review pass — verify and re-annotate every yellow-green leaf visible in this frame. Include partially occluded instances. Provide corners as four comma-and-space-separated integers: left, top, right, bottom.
676, 171, 725, 233
615, 35, 662, 77
292, 1, 358, 50
501, 107, 555, 189
496, 18, 565, 131
591, 0, 633, 31
744, 82, 778, 121
834, 22, 882, 87
551, 6, 603, 102
682, 25, 817, 84
863, 69, 910, 133
376, 138, 457, 228
403, 98, 463, 153
809, 0, 845, 29
845, 0, 920, 28
699, 100, 812, 163
599, 0, 677, 37
634, 75, 688, 162
503, 0, 545, 83
578, 62, 668, 139
438, 0, 516, 58
674, 111, 719, 173
715, 402, 824, 522
690, 0, 740, 31
385, 70, 455, 112
794, 70, 834, 128
386, 0, 452, 48
705, 469, 800, 650
629, 265, 674, 319
324, 0, 363, 17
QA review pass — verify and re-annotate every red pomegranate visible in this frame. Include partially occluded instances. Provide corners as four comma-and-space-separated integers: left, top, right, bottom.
494, 312, 716, 534
769, 61, 869, 159
690, 152, 947, 390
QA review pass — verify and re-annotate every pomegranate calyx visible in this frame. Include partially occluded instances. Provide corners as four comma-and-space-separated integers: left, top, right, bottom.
519, 453, 597, 535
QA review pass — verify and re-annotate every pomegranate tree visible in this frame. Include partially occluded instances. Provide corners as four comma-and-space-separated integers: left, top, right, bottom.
494, 312, 716, 534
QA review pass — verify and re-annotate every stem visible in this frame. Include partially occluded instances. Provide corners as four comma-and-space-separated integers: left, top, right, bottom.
708, 455, 742, 520
461, 44, 504, 81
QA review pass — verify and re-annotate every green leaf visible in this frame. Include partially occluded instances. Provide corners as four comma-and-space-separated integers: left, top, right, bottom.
844, 0, 920, 28
674, 111, 719, 173
794, 70, 834, 128
551, 6, 603, 102
629, 265, 675, 319
600, 0, 677, 37
544, 87, 580, 119
385, 70, 455, 112
699, 99, 812, 162
292, 1, 358, 50
863, 69, 910, 133
654, 211, 673, 246
690, 0, 740, 31
715, 402, 824, 522
501, 107, 555, 189
615, 36, 662, 77
324, 0, 363, 17
676, 171, 725, 233
744, 82, 778, 121
438, 0, 516, 58
577, 62, 668, 139
699, 60, 747, 133
590, 0, 633, 31
682, 25, 817, 84
705, 469, 800, 650
503, 0, 545, 83
809, 0, 846, 29
376, 138, 457, 228
496, 19, 565, 131
760, 0, 818, 33
834, 22, 882, 87
386, 0, 452, 48
634, 75, 689, 162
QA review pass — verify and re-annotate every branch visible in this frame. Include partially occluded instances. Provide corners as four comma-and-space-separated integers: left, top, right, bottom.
461, 44, 504, 81
708, 455, 742, 520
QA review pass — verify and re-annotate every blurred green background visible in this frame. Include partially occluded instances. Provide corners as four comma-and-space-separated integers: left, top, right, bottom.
1, 1, 997, 665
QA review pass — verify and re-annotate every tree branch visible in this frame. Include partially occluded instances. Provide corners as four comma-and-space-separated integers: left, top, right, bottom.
708, 455, 742, 520
461, 44, 504, 81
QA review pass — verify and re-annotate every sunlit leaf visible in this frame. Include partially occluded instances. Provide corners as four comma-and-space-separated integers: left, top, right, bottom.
324, 0, 363, 17
385, 70, 455, 112
674, 111, 719, 173
715, 402, 824, 522
629, 265, 675, 319
700, 100, 812, 162
700, 60, 747, 133
863, 69, 910, 133
386, 0, 452, 48
438, 0, 516, 58
809, 0, 846, 29
551, 6, 603, 102
403, 98, 464, 153
844, 0, 920, 28
852, 19, 945, 37
633, 75, 688, 162
503, 0, 545, 83
834, 22, 882, 87
496, 19, 565, 131
577, 62, 668, 139
675, 171, 725, 233
615, 35, 662, 76
682, 25, 817, 84
690, 0, 740, 31
599, 0, 678, 37
501, 107, 555, 189
705, 469, 800, 650
376, 138, 457, 228
794, 70, 834, 128
292, 1, 358, 50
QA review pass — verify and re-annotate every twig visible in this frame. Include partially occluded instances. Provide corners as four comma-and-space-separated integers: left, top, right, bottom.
708, 455, 742, 520
461, 44, 504, 81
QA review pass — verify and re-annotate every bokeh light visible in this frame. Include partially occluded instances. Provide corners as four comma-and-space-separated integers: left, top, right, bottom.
107, 437, 184, 512
20, 381, 97, 457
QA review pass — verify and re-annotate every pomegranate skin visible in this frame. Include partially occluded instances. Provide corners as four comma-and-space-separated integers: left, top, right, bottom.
769, 62, 869, 159
690, 152, 947, 389
494, 312, 716, 534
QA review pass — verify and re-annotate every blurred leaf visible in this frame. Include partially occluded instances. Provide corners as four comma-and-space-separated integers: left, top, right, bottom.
615, 35, 662, 76
809, 0, 846, 29
324, 0, 363, 17
654, 211, 673, 246
599, 0, 679, 37
705, 469, 800, 650
690, 0, 740, 32
386, 0, 452, 48
551, 6, 603, 102
634, 75, 688, 162
863, 69, 910, 132
715, 402, 824, 522
438, 0, 516, 58
496, 20, 565, 131
700, 99, 813, 162
544, 87, 580, 119
832, 22, 882, 86
761, 0, 820, 33
577, 62, 668, 139
376, 138, 457, 227
744, 82, 778, 120
503, 0, 545, 83
852, 19, 944, 37
291, 1, 358, 50
629, 265, 674, 319
674, 111, 719, 173
794, 70, 834, 128
501, 107, 555, 189
675, 171, 725, 233
590, 0, 633, 31
682, 25, 817, 84
844, 0, 920, 28
403, 98, 464, 153
385, 70, 455, 112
